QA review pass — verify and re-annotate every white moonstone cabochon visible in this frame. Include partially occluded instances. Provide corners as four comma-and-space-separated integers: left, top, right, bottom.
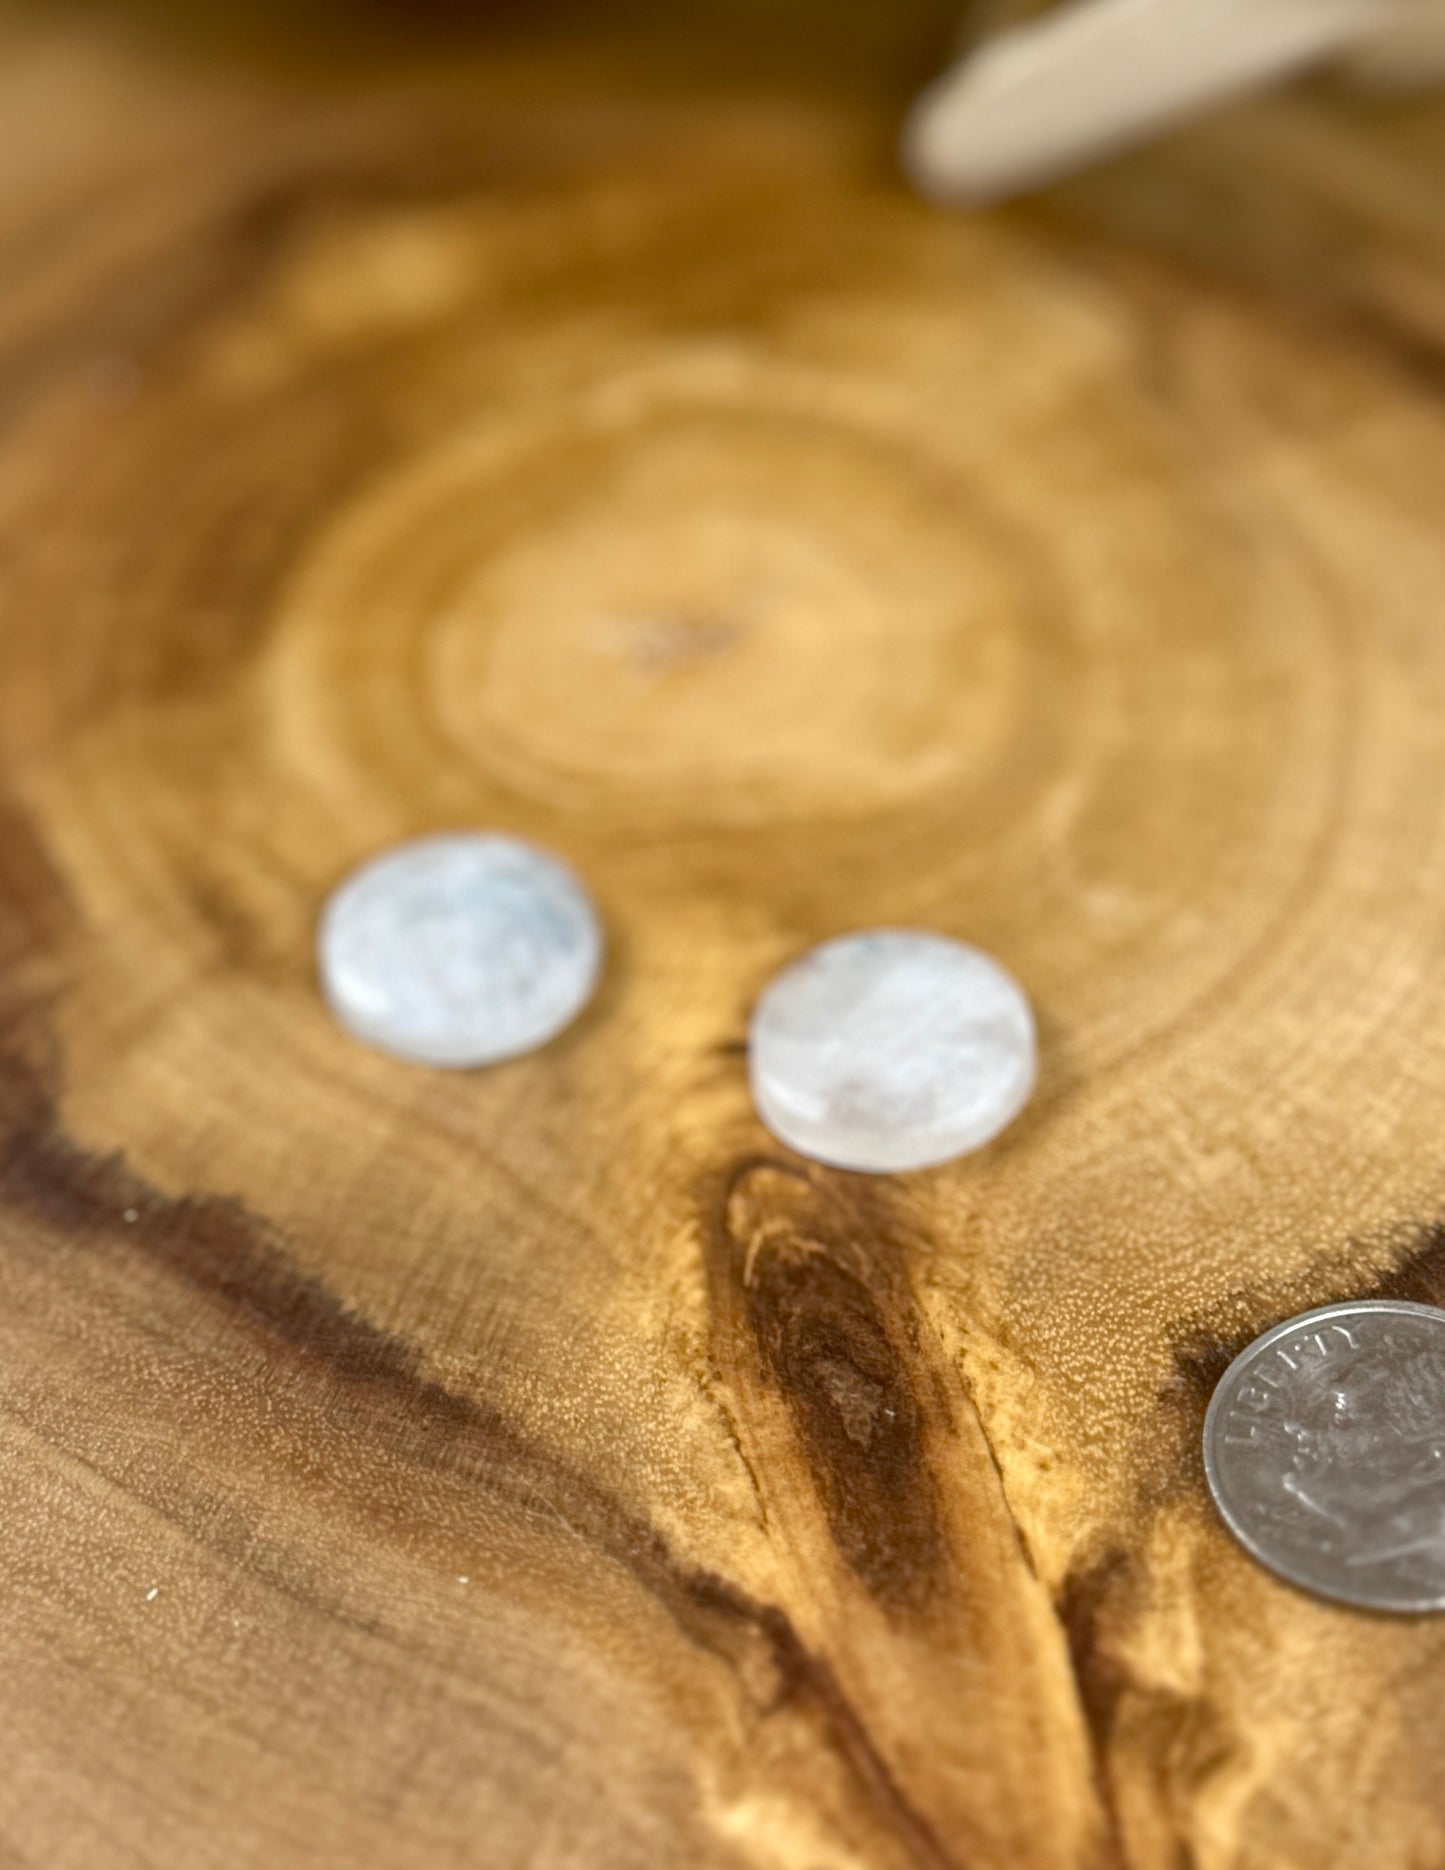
318, 833, 603, 1068
748, 929, 1036, 1172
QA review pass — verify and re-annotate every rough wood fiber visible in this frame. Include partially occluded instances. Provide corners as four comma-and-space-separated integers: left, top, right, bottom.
3, 7, 1445, 1867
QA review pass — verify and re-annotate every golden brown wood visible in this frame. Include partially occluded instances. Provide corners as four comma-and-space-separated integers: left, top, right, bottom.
4, 6, 1445, 1865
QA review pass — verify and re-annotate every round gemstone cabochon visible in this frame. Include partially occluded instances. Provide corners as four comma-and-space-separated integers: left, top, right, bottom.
318, 833, 603, 1068
748, 929, 1036, 1172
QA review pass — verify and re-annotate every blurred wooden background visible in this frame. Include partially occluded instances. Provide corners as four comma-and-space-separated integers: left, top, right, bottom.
4, 3, 1445, 1865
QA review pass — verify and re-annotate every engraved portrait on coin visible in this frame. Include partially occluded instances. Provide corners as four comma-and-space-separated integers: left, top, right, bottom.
1203, 1301, 1445, 1611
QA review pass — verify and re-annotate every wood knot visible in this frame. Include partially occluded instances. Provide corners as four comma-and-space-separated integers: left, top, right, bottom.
712, 1159, 948, 1615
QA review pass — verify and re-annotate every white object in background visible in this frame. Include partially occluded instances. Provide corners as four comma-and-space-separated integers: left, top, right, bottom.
748, 929, 1037, 1173
319, 833, 602, 1068
903, 0, 1431, 205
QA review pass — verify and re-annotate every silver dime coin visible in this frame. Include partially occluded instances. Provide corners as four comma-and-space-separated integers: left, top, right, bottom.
1204, 1300, 1445, 1612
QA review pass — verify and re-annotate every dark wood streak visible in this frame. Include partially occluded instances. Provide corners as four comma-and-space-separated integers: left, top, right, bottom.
712, 1156, 950, 1617
1055, 1546, 1133, 1869
1056, 1543, 1232, 1870
0, 1049, 959, 1870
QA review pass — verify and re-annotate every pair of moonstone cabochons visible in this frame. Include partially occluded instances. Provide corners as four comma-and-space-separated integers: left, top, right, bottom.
319, 833, 1037, 1174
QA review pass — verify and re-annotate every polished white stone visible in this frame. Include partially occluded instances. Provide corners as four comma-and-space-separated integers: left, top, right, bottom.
748, 929, 1036, 1172
318, 833, 602, 1068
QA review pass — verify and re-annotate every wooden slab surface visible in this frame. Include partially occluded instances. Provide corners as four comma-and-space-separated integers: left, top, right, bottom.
4, 6, 1445, 1865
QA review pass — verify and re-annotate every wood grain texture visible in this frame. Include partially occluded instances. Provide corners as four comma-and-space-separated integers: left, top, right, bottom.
3, 6, 1445, 1866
